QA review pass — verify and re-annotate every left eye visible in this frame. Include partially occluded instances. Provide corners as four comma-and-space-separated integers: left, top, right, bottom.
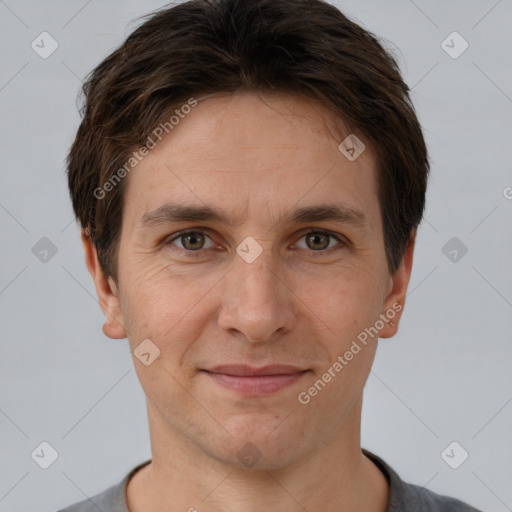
294, 231, 343, 252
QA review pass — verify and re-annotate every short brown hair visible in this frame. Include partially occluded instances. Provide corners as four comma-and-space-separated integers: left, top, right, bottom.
67, 0, 429, 281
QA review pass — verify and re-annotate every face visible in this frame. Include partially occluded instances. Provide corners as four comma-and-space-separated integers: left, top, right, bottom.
85, 91, 413, 470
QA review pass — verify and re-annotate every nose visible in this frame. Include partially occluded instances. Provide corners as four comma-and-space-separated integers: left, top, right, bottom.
217, 251, 296, 343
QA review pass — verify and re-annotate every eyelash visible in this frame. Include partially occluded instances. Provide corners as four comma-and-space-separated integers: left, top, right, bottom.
165, 229, 347, 259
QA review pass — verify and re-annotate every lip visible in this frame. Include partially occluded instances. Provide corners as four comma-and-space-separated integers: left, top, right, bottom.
205, 364, 306, 376
201, 365, 309, 395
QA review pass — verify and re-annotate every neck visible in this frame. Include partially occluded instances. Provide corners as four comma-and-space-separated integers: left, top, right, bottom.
127, 398, 388, 512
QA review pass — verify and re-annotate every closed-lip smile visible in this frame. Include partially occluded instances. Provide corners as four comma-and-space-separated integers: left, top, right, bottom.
201, 364, 309, 394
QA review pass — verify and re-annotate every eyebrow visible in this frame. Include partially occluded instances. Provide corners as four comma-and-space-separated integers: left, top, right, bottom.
138, 202, 369, 231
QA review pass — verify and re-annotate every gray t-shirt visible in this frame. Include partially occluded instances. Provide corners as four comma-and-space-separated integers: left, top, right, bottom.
57, 450, 482, 511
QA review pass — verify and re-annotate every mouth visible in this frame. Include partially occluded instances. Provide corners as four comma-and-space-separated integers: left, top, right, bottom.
200, 365, 309, 395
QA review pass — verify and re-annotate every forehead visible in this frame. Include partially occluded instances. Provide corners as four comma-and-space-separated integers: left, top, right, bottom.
122, 91, 381, 232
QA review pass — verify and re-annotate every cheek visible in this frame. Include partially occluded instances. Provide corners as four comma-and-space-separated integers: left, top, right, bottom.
303, 262, 386, 340
296, 271, 383, 409
120, 259, 218, 360
119, 261, 178, 348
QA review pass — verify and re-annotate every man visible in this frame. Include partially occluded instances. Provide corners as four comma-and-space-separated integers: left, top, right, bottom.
60, 0, 482, 510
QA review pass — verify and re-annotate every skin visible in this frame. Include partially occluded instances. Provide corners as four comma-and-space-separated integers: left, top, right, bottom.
83, 91, 415, 512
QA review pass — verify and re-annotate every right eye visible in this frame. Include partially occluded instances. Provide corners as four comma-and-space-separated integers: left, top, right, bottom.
166, 230, 217, 257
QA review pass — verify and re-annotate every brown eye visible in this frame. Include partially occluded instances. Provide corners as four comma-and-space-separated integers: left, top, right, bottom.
167, 230, 215, 253
180, 232, 205, 250
305, 232, 330, 251
294, 230, 345, 256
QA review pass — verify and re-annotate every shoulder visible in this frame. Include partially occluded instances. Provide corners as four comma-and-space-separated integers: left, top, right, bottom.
56, 460, 151, 512
363, 449, 483, 512
395, 480, 483, 512
56, 480, 125, 512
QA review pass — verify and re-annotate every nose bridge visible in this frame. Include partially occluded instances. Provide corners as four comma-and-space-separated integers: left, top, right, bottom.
236, 254, 278, 303
232, 232, 278, 294
218, 245, 293, 342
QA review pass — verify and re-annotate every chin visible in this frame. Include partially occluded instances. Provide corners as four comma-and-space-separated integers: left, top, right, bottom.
209, 426, 306, 471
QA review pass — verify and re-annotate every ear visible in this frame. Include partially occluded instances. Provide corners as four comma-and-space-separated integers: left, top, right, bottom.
81, 230, 127, 339
378, 231, 416, 339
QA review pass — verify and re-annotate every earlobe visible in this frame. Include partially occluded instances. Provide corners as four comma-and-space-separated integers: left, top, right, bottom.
81, 230, 127, 340
379, 232, 416, 339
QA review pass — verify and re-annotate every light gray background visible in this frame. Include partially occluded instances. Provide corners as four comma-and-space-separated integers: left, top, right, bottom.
0, 1, 511, 511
